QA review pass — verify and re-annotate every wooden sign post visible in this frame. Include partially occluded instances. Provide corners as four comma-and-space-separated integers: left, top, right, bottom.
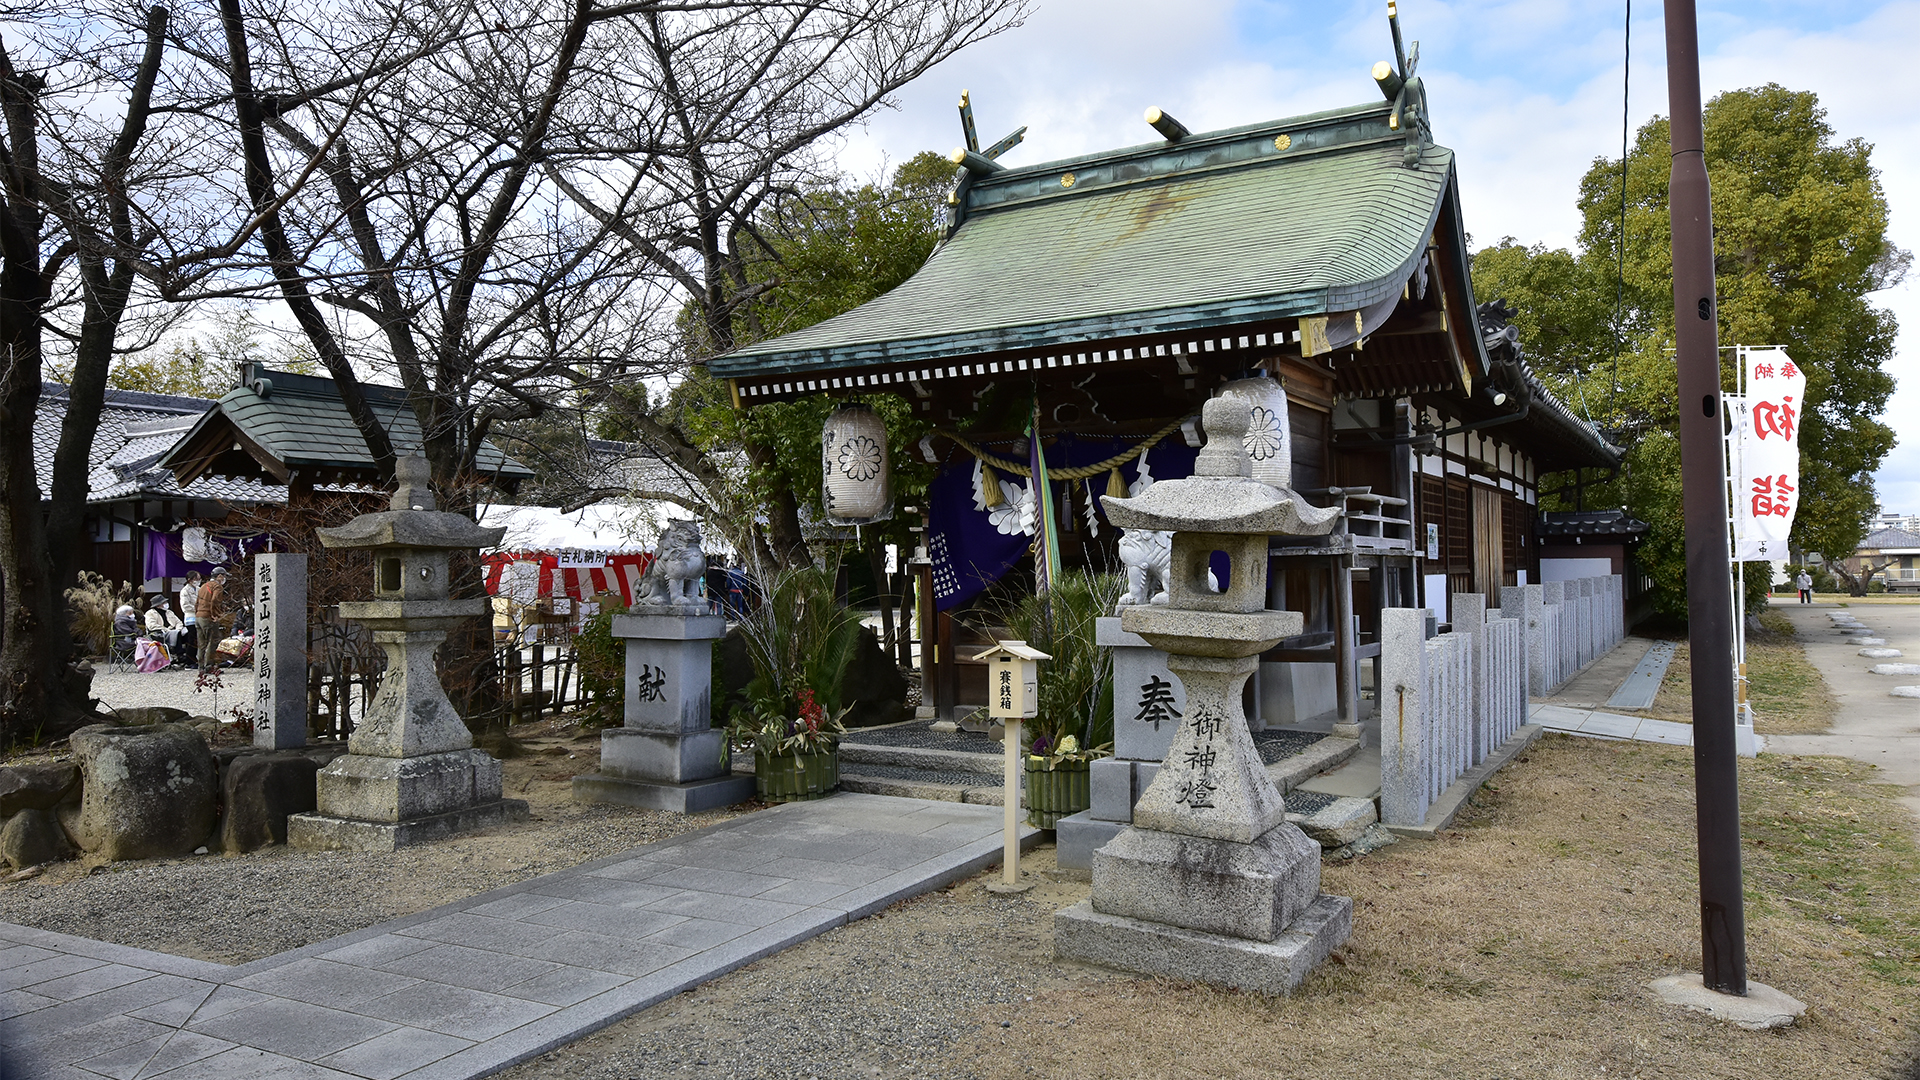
973, 640, 1048, 893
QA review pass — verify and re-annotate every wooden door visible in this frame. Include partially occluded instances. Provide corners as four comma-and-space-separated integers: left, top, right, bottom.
1472, 485, 1502, 601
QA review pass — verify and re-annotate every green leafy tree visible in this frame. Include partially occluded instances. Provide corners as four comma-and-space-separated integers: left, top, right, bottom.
613, 153, 953, 563
1472, 84, 1902, 616
96, 317, 320, 401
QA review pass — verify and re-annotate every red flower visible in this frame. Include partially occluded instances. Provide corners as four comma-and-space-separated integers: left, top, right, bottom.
796, 688, 824, 735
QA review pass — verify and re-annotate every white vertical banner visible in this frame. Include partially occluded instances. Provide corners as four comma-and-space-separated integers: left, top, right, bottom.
1728, 347, 1805, 560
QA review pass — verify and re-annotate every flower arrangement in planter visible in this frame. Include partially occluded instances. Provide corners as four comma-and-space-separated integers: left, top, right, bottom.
730, 565, 861, 802
987, 570, 1123, 827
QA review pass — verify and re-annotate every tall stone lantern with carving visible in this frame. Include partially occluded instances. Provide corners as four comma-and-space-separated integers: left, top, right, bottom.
1053, 397, 1351, 994
289, 456, 530, 851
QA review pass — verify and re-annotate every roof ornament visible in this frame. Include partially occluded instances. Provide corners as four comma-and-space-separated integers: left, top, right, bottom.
1144, 107, 1190, 142
948, 90, 1027, 178
945, 91, 1029, 236
1372, 0, 1431, 167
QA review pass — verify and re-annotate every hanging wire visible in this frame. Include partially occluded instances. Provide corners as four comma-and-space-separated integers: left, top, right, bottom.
1611, 0, 1632, 423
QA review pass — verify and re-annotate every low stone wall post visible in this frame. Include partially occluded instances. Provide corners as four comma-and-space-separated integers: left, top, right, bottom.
1501, 585, 1544, 698
1380, 608, 1431, 827
1450, 593, 1490, 762
1486, 616, 1523, 745
1540, 581, 1566, 691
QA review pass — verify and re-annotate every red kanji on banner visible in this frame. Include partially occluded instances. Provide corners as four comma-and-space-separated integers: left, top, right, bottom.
1753, 362, 1775, 378
1780, 361, 1798, 378
1750, 474, 1795, 517
1753, 396, 1797, 441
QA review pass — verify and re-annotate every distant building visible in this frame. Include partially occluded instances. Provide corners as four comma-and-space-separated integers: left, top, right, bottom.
1846, 527, 1920, 593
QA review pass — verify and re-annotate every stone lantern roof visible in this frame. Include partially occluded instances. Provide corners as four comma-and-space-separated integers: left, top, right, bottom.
316, 456, 506, 551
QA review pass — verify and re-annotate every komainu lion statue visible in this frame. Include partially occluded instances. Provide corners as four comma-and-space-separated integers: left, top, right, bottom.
634, 520, 707, 610
1116, 528, 1172, 608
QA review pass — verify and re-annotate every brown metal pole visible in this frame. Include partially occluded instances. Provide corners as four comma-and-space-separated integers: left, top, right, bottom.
1664, 0, 1748, 996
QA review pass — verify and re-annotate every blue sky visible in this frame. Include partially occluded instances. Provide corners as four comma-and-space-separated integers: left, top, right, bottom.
833, 0, 1920, 522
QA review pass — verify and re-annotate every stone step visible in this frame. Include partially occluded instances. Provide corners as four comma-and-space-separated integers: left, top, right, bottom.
839, 720, 1354, 782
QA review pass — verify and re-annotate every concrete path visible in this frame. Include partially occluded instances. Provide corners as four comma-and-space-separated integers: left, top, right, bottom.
1529, 702, 1698, 747
1769, 601, 1920, 833
1604, 640, 1679, 710
0, 793, 1030, 1080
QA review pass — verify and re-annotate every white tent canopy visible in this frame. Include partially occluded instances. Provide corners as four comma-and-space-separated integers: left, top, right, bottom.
476, 502, 734, 557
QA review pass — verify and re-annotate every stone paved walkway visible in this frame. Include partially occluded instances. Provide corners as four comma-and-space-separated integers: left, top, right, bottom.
1529, 702, 1702, 747
1, 793, 1030, 1080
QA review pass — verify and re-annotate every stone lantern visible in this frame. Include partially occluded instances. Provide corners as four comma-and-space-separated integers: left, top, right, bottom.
1052, 397, 1351, 994
288, 456, 529, 850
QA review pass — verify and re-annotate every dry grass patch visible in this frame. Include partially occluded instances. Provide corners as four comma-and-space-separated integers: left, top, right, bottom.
945, 736, 1919, 1080
1644, 612, 1836, 734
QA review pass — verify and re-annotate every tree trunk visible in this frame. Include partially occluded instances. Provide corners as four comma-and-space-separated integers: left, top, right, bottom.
0, 333, 89, 744
746, 438, 809, 568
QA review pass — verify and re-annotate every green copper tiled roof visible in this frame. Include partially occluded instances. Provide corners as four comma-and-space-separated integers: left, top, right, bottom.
712, 103, 1452, 377
162, 367, 531, 482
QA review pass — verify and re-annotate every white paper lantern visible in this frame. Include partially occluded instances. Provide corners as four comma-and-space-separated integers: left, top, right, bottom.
1218, 376, 1293, 491
822, 404, 893, 525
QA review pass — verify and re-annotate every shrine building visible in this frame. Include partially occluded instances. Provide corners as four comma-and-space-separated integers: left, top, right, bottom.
707, 57, 1621, 728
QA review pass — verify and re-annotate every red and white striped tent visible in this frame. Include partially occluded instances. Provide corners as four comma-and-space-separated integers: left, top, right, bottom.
483, 551, 656, 606
478, 504, 661, 606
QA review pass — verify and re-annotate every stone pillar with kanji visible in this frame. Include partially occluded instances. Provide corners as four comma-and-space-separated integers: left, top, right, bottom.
252, 552, 307, 749
572, 604, 754, 813
1053, 397, 1352, 995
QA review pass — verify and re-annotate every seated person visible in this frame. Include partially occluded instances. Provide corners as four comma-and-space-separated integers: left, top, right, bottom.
144, 595, 184, 649
112, 602, 140, 639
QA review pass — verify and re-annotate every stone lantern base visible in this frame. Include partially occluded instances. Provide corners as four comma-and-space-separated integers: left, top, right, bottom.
288, 748, 529, 853
1054, 892, 1352, 996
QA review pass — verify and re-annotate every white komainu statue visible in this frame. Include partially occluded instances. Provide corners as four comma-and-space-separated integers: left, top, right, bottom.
634, 520, 707, 609
1116, 528, 1172, 608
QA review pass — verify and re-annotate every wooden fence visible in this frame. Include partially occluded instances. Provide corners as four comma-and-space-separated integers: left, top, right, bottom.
304, 607, 594, 739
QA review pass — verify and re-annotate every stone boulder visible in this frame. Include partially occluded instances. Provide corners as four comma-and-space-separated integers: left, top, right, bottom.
218, 750, 336, 853
110, 706, 191, 727
713, 629, 755, 723
839, 626, 909, 728
0, 763, 80, 817
65, 724, 217, 861
1, 808, 73, 868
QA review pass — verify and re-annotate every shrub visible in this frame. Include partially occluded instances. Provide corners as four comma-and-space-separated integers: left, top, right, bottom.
66, 572, 130, 657
992, 570, 1123, 763
730, 563, 861, 756
574, 596, 630, 725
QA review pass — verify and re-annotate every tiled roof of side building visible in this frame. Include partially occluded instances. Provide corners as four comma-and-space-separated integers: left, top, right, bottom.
32, 382, 280, 505
1538, 509, 1650, 538
1859, 527, 1920, 551
159, 366, 533, 487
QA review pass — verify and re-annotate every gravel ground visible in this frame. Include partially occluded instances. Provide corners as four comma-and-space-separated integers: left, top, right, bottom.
1251, 728, 1324, 763
0, 725, 753, 964
497, 846, 1121, 1080
841, 721, 1002, 754
87, 667, 239, 718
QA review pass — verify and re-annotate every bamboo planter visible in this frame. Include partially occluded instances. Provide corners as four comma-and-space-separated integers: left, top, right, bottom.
755, 747, 840, 803
1024, 756, 1092, 828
